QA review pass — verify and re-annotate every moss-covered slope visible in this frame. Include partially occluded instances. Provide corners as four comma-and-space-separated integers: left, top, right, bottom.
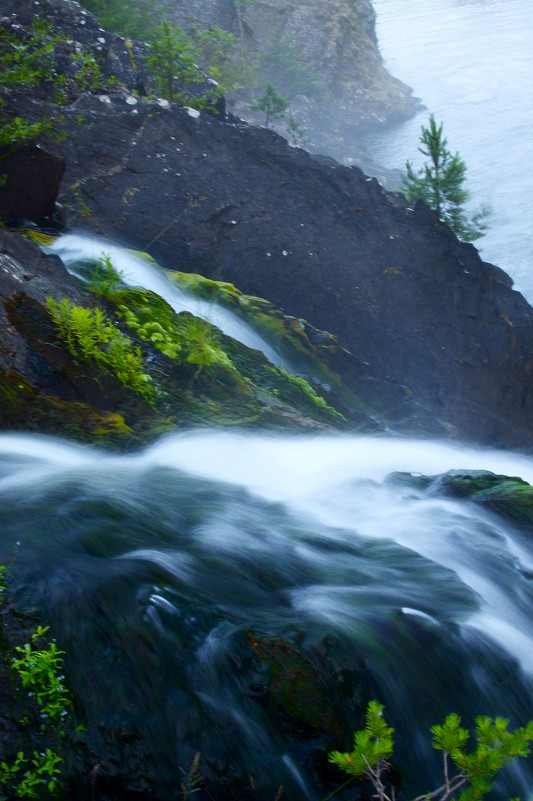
1, 232, 389, 447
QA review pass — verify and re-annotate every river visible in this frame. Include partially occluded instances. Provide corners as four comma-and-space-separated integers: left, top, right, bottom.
366, 0, 533, 298
3, 429, 533, 798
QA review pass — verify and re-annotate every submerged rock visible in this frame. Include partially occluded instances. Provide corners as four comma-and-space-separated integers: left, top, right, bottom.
387, 468, 533, 529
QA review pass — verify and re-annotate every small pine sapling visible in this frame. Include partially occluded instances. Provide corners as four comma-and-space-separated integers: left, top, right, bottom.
250, 82, 289, 127
402, 115, 490, 242
328, 701, 533, 801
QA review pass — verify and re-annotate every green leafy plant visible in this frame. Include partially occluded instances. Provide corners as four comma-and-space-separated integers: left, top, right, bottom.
86, 253, 124, 299
12, 626, 72, 726
0, 748, 63, 798
401, 115, 490, 242
144, 21, 223, 109
328, 700, 533, 801
0, 621, 72, 799
0, 18, 107, 155
250, 82, 289, 127
47, 297, 156, 403
188, 25, 254, 93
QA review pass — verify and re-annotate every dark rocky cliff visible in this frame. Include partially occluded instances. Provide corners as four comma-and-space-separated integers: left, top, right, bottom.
54, 93, 533, 449
1, 0, 533, 450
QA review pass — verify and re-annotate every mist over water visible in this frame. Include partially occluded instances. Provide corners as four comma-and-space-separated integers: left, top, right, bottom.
367, 0, 533, 297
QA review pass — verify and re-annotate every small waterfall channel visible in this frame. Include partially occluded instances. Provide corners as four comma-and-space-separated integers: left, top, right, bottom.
46, 234, 288, 368
3, 430, 533, 798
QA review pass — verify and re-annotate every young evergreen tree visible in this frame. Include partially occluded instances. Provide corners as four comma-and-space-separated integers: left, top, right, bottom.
329, 700, 533, 801
250, 82, 289, 127
145, 22, 196, 103
144, 22, 223, 110
402, 115, 489, 242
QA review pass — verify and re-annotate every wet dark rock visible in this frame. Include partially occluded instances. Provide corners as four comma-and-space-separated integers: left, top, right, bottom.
0, 144, 65, 227
3, 0, 533, 446
387, 468, 533, 530
51, 93, 533, 447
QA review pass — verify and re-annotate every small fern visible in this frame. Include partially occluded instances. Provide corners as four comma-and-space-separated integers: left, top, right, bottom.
47, 297, 156, 403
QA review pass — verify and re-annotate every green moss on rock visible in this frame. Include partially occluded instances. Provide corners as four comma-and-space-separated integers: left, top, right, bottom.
111, 286, 347, 429
247, 632, 342, 737
387, 469, 533, 530
167, 270, 379, 423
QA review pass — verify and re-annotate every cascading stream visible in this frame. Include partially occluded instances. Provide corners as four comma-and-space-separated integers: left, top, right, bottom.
45, 234, 289, 368
2, 430, 533, 798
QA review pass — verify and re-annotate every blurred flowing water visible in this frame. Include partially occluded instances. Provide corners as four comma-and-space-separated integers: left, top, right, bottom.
47, 234, 287, 368
366, 0, 533, 299
3, 430, 533, 797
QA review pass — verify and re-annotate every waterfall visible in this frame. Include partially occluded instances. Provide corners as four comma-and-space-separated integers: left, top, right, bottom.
2, 429, 533, 799
45, 234, 289, 368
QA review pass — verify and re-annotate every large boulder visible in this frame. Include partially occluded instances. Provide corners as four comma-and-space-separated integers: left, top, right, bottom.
0, 144, 65, 227
0, 232, 379, 445
51, 93, 533, 448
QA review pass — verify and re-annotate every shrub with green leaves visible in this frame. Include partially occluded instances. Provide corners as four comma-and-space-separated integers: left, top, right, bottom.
144, 21, 223, 109
0, 624, 72, 799
47, 297, 156, 403
0, 18, 107, 153
329, 700, 533, 801
188, 25, 255, 93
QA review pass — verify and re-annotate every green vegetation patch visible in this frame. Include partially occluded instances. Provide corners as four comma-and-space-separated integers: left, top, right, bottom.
168, 270, 374, 420
47, 297, 156, 404
113, 287, 234, 369
0, 18, 109, 155
0, 569, 77, 800
329, 700, 533, 801
113, 286, 345, 426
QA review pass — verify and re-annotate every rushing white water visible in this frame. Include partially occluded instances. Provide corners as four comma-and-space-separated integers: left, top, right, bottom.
3, 429, 533, 795
366, 0, 533, 297
4, 429, 533, 671
142, 432, 533, 671
46, 234, 287, 367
